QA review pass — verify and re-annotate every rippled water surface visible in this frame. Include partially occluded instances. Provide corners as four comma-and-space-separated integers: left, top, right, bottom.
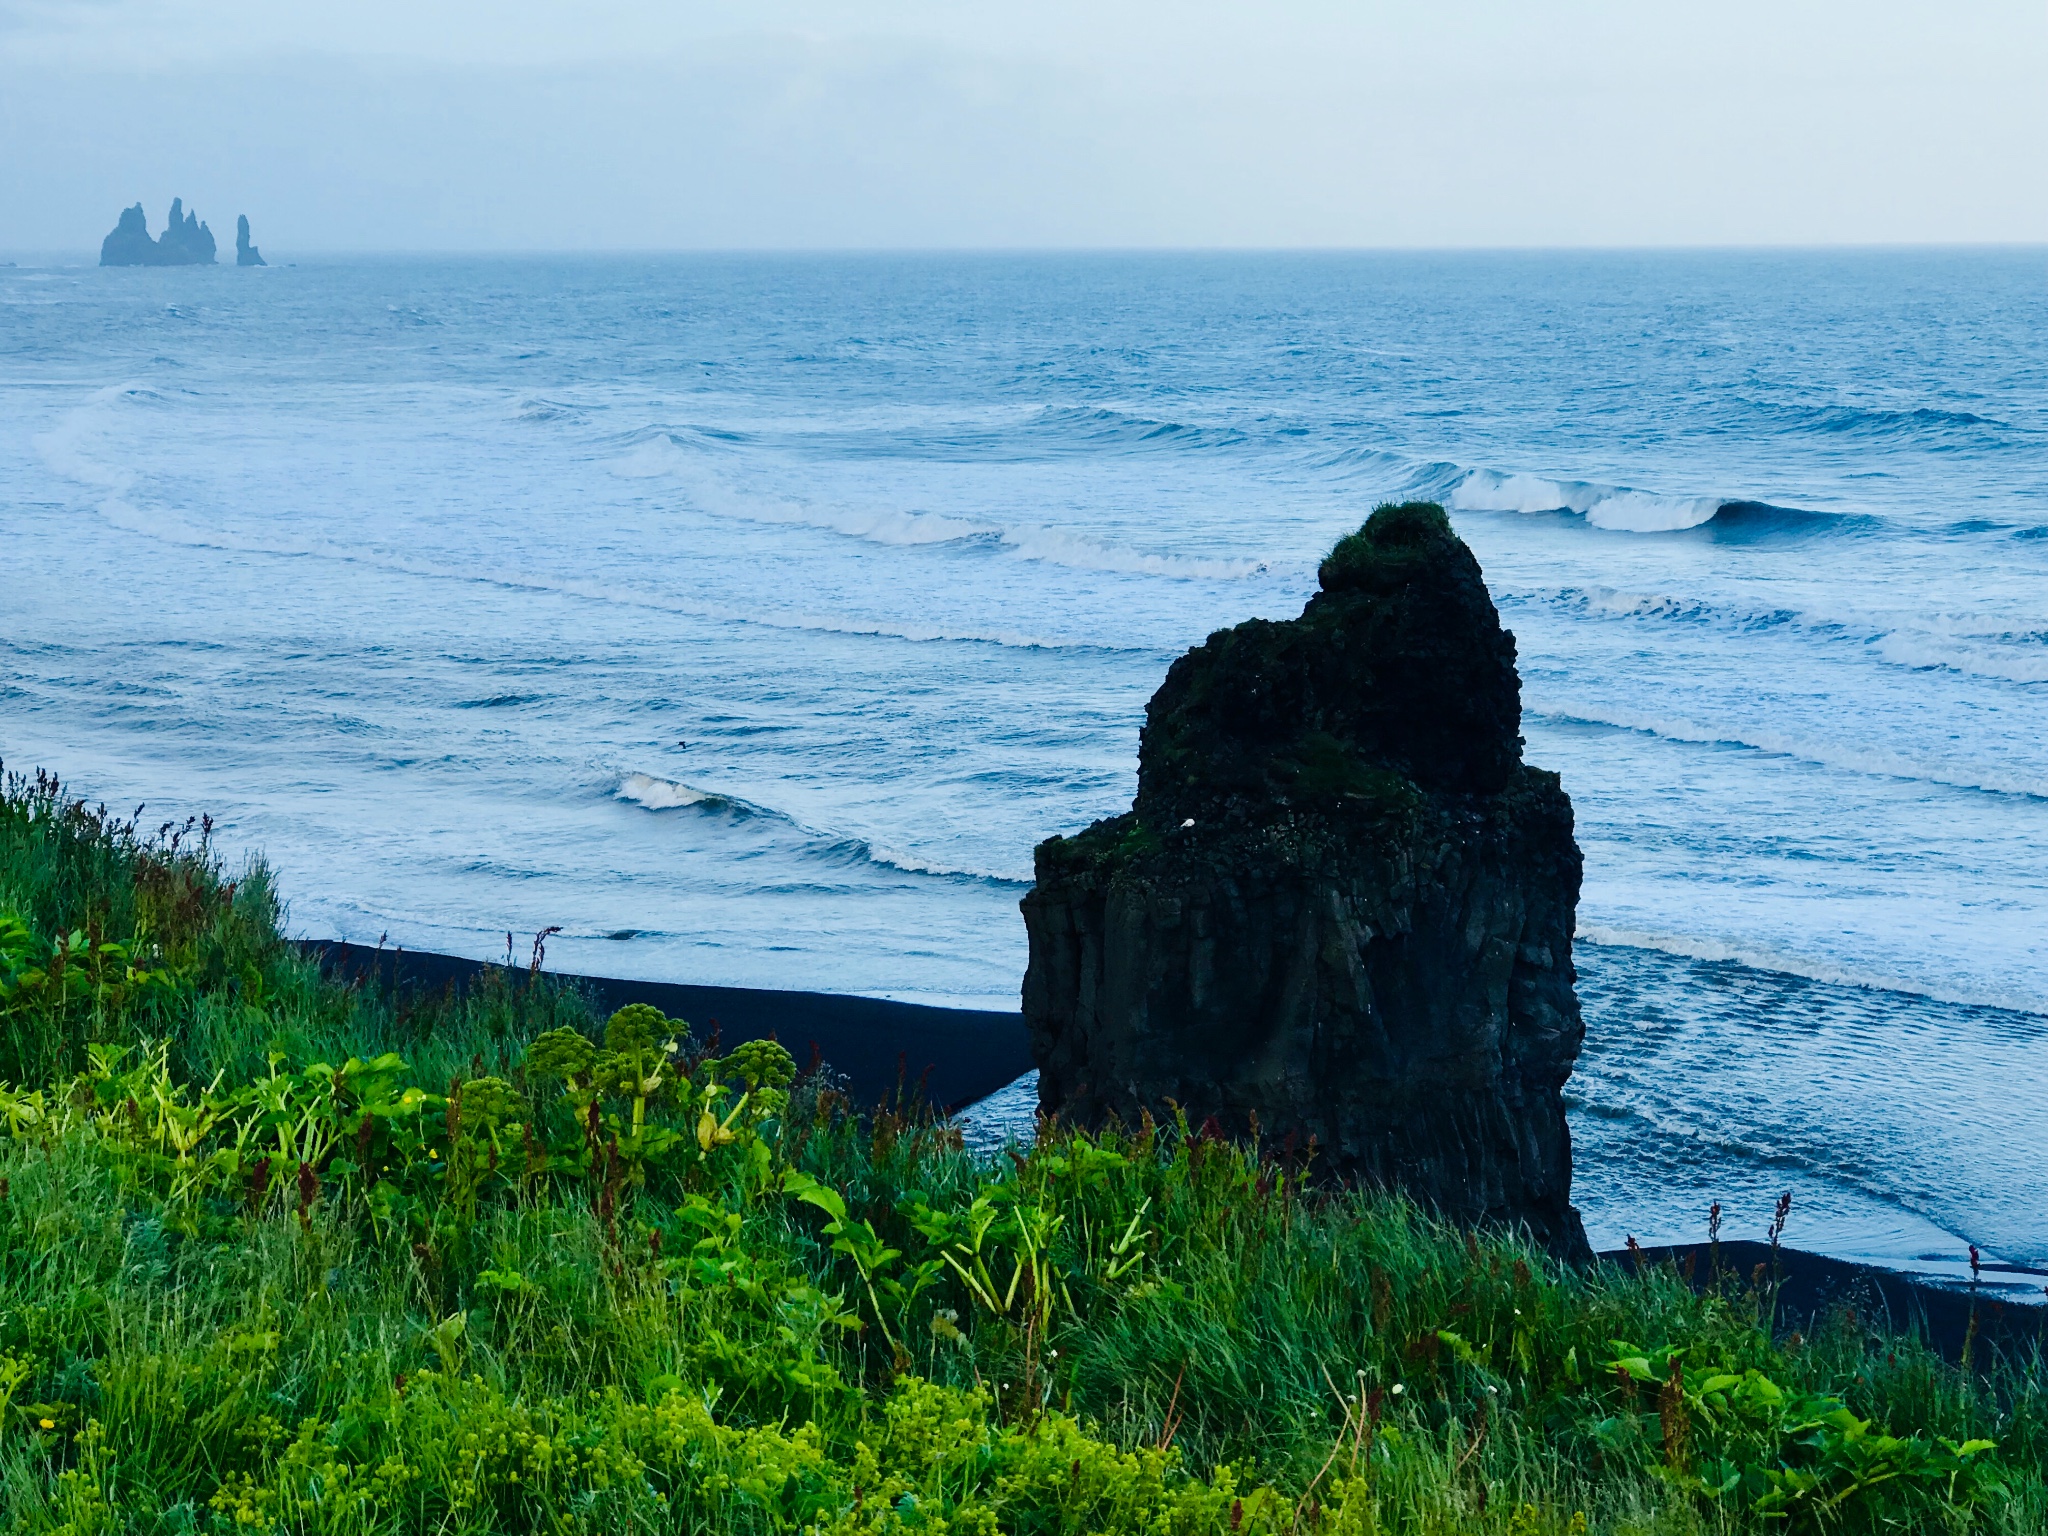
3, 252, 2044, 1268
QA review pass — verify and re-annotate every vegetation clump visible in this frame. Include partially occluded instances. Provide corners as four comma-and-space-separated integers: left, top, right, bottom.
0, 764, 2042, 1532
1132, 501, 1524, 828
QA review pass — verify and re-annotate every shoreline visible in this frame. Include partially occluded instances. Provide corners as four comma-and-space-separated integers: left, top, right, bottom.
1605, 1241, 2048, 1360
305, 939, 2047, 1346
297, 938, 1032, 1113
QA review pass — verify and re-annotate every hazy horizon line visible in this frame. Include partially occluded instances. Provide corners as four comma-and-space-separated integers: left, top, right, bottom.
10, 240, 2048, 262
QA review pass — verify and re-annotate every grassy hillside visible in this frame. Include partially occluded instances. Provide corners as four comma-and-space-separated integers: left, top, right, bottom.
0, 764, 2042, 1533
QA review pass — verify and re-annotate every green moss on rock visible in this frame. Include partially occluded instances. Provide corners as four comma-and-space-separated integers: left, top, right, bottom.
1316, 499, 1458, 594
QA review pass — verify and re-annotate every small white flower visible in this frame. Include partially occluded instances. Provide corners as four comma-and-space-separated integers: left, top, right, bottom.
1391, 1383, 1404, 1396
1180, 818, 1195, 828
1487, 1385, 1498, 1394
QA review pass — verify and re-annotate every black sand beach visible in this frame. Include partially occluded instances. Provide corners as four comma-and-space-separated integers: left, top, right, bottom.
303, 940, 2045, 1360
298, 939, 1033, 1112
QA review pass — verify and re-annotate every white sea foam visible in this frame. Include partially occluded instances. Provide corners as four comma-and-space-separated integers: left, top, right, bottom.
1508, 584, 1797, 632
37, 388, 140, 487
612, 433, 1267, 580
611, 434, 740, 477
1449, 468, 1724, 532
33, 386, 159, 534
1577, 926, 2048, 1018
72, 493, 1145, 656
616, 772, 717, 811
614, 774, 1031, 885
728, 497, 991, 550
1000, 523, 1266, 580
1507, 585, 2048, 687
952, 1068, 1041, 1152
1528, 707, 2048, 800
1874, 630, 2048, 685
864, 843, 1032, 886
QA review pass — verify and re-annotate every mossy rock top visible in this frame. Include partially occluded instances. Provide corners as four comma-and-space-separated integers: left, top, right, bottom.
1316, 500, 1460, 595
1127, 502, 1524, 831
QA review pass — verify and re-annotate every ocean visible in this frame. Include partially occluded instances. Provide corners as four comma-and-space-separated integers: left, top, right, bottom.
2, 250, 2044, 1275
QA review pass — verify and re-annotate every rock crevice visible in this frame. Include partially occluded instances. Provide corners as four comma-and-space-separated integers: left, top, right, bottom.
1022, 503, 1590, 1258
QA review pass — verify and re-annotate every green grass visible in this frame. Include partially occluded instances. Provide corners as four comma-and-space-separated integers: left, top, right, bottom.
0, 761, 2043, 1534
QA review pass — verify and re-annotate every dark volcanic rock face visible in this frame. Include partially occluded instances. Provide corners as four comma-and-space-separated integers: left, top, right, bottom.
100, 199, 217, 266
1022, 502, 1590, 1259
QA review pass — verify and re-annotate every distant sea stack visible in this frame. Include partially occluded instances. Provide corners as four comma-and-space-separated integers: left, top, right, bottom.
235, 214, 265, 267
99, 199, 218, 266
1021, 502, 1591, 1260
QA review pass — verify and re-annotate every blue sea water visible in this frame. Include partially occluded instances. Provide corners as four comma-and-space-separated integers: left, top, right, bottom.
3, 251, 2045, 1276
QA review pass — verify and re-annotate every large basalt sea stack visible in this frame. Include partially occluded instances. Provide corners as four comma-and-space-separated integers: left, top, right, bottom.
99, 199, 218, 266
236, 214, 266, 267
1022, 502, 1590, 1258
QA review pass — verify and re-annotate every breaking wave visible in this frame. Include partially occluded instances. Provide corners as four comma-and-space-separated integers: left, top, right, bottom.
1437, 466, 1858, 536
1577, 926, 2048, 1019
511, 395, 585, 424
68, 488, 1151, 656
1448, 469, 1724, 532
1025, 405, 1253, 455
1528, 708, 2048, 801
1763, 402, 2020, 447
1387, 456, 1865, 538
1506, 586, 1802, 634
613, 774, 1032, 888
1504, 587, 2048, 686
614, 773, 761, 816
33, 384, 158, 526
1703, 500, 1862, 536
612, 431, 1267, 580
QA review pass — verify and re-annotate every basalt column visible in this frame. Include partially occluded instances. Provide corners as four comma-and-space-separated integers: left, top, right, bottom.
1021, 502, 1590, 1259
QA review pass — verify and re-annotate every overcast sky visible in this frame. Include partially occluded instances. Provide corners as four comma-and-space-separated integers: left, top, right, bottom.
3, 0, 2045, 253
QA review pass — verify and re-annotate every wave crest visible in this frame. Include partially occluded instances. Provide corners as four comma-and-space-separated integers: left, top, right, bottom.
73, 494, 1147, 655
1529, 707, 2048, 800
1578, 925, 2048, 1019
613, 773, 1032, 887
1027, 405, 1251, 455
1510, 585, 2048, 687
616, 772, 758, 816
1447, 469, 1725, 532
1435, 465, 1855, 538
612, 432, 1266, 580
1772, 402, 2017, 445
511, 395, 584, 424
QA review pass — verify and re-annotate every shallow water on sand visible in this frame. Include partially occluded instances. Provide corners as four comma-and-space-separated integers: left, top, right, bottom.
3, 251, 2044, 1268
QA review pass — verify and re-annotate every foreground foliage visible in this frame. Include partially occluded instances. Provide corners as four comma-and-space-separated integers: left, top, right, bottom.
0, 765, 2043, 1534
